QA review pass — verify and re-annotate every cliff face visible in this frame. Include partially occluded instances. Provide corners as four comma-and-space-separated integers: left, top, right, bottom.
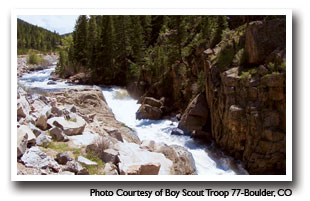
202, 19, 286, 174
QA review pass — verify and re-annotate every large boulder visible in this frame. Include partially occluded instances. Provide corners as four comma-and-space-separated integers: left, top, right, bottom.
101, 149, 120, 165
47, 114, 86, 136
17, 129, 28, 158
21, 147, 60, 172
35, 114, 48, 130
136, 104, 162, 120
64, 161, 89, 175
245, 19, 286, 64
17, 125, 36, 145
35, 134, 51, 147
151, 142, 197, 175
17, 95, 30, 119
114, 142, 173, 175
178, 93, 209, 135
139, 140, 197, 175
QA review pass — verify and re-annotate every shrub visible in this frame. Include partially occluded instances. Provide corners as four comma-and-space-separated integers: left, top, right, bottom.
28, 53, 41, 65
217, 44, 235, 71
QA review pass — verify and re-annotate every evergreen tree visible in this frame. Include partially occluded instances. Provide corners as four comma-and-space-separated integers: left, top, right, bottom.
73, 15, 88, 67
87, 15, 98, 70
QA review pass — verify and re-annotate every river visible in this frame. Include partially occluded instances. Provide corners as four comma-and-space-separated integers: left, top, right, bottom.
18, 63, 248, 175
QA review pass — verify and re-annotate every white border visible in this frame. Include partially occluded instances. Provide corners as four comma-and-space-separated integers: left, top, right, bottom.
11, 8, 292, 181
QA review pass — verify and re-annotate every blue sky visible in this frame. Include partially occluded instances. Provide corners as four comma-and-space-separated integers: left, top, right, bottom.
18, 15, 79, 35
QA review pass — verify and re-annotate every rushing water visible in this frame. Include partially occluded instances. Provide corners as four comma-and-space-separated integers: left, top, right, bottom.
18, 64, 247, 175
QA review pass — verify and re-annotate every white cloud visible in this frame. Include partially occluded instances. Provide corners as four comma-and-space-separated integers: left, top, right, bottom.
18, 15, 79, 35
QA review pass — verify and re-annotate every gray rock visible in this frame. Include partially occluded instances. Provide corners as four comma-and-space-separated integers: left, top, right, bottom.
17, 129, 28, 158
64, 161, 89, 175
115, 142, 172, 175
47, 81, 57, 85
49, 127, 69, 142
77, 156, 98, 166
55, 152, 73, 165
36, 134, 51, 147
102, 162, 118, 175
17, 125, 36, 145
47, 115, 86, 136
17, 95, 30, 119
21, 147, 60, 172
102, 149, 120, 165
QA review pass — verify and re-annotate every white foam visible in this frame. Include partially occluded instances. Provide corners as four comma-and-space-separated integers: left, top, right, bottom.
102, 88, 240, 175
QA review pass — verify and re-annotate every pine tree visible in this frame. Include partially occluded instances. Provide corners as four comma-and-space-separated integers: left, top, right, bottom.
73, 15, 88, 67
87, 15, 98, 70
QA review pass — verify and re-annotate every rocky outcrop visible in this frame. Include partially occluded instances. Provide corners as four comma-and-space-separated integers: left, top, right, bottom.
197, 18, 286, 174
51, 88, 140, 144
245, 19, 285, 64
178, 93, 210, 138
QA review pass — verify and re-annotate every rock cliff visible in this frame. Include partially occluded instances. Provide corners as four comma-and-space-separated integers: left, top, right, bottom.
179, 18, 286, 174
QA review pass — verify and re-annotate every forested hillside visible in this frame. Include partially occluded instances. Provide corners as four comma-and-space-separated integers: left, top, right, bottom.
56, 15, 231, 85
17, 18, 61, 54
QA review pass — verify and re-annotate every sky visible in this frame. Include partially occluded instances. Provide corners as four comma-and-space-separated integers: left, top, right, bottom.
18, 15, 79, 35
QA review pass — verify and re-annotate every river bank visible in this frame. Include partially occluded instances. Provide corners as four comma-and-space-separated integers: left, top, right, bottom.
16, 57, 248, 175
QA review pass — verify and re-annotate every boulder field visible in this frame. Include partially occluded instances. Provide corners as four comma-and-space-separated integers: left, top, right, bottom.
16, 85, 196, 175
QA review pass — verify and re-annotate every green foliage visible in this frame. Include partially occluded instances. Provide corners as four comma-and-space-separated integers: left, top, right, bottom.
216, 43, 235, 71
267, 61, 286, 73
27, 53, 41, 65
248, 68, 257, 75
47, 142, 82, 158
47, 142, 70, 153
83, 153, 105, 175
57, 15, 246, 88
210, 16, 229, 48
240, 71, 251, 79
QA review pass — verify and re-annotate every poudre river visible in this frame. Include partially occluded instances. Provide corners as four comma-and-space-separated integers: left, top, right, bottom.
18, 63, 248, 175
